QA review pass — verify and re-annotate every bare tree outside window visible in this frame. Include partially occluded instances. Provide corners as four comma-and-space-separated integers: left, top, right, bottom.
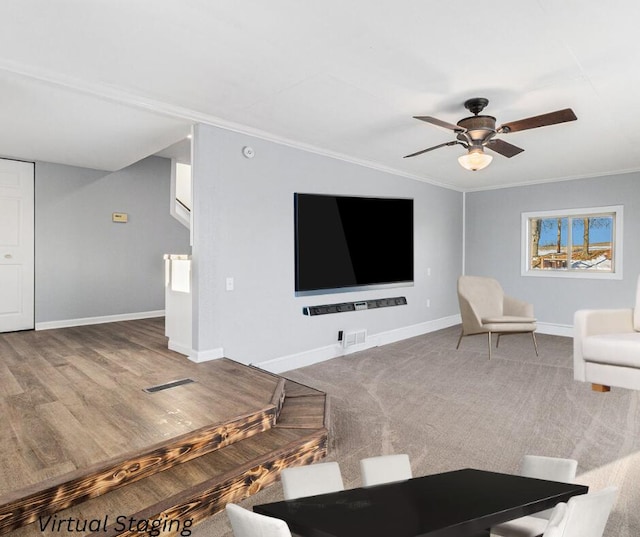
523, 208, 620, 277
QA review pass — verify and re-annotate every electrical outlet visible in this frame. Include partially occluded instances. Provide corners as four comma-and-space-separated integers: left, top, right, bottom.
226, 277, 234, 291
427, 298, 431, 308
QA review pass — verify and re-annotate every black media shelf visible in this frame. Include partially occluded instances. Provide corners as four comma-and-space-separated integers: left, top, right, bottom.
303, 296, 407, 316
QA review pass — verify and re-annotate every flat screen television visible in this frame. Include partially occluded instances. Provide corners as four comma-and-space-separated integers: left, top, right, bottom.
294, 193, 414, 296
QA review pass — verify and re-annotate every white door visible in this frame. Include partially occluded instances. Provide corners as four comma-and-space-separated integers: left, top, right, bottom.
0, 159, 34, 332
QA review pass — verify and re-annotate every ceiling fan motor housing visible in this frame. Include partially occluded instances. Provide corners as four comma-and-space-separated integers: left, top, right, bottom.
456, 115, 497, 144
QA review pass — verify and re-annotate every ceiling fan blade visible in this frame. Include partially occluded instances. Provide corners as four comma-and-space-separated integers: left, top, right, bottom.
500, 108, 577, 133
403, 140, 461, 159
486, 138, 525, 158
413, 116, 466, 133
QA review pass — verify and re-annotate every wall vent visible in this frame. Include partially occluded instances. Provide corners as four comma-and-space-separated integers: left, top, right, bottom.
343, 329, 367, 348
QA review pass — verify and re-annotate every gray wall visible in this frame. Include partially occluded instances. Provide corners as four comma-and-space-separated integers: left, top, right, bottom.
465, 172, 640, 326
191, 124, 463, 364
35, 156, 191, 323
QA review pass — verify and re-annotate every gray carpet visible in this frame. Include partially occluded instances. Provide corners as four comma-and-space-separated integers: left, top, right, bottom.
194, 326, 640, 537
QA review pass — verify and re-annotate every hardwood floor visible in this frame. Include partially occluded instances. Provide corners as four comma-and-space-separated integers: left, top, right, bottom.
0, 318, 329, 535
0, 318, 279, 495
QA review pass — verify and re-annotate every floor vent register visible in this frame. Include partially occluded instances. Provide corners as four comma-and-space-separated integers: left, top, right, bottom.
143, 378, 195, 393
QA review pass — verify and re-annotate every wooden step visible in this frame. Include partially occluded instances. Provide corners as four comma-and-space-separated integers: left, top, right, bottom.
8, 388, 328, 537
92, 428, 327, 537
0, 361, 287, 535
0, 320, 328, 536
276, 380, 328, 429
0, 408, 277, 534
0, 326, 282, 499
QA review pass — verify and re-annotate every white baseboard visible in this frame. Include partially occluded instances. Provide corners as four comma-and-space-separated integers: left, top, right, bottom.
35, 310, 165, 331
536, 322, 573, 338
254, 314, 462, 374
255, 344, 346, 373
372, 314, 462, 347
168, 340, 192, 357
188, 347, 225, 363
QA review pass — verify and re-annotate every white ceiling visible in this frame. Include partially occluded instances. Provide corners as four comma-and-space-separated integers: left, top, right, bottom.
2, 1, 640, 190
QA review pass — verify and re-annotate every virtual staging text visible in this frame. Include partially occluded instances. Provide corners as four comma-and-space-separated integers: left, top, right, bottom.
38, 514, 193, 536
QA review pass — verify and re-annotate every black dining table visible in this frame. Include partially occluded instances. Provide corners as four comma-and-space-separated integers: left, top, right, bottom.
254, 468, 588, 537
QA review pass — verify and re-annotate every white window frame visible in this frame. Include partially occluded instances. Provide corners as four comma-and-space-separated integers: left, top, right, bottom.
521, 205, 623, 280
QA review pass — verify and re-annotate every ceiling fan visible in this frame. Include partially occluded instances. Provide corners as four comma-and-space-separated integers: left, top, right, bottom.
404, 97, 577, 171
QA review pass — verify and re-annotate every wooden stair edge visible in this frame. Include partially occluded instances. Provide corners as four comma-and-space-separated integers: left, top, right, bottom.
271, 377, 286, 423
282, 378, 326, 398
246, 364, 325, 397
249, 363, 328, 429
88, 428, 329, 537
0, 406, 277, 535
323, 392, 331, 430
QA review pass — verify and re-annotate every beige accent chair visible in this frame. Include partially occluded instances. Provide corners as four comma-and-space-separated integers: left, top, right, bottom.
457, 275, 538, 359
573, 274, 640, 392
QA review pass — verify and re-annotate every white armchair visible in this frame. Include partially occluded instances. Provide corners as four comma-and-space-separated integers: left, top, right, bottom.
573, 275, 640, 392
457, 275, 538, 359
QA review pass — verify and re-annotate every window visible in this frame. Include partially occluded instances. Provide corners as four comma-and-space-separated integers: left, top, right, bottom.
170, 160, 192, 231
175, 162, 192, 212
521, 206, 623, 279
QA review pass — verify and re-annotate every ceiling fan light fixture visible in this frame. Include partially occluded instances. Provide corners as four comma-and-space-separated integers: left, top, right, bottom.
458, 147, 493, 171
407, 99, 576, 169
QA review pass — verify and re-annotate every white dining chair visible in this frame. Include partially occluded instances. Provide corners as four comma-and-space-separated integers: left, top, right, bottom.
280, 461, 344, 500
226, 503, 292, 537
541, 486, 617, 537
491, 455, 578, 537
360, 454, 412, 486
